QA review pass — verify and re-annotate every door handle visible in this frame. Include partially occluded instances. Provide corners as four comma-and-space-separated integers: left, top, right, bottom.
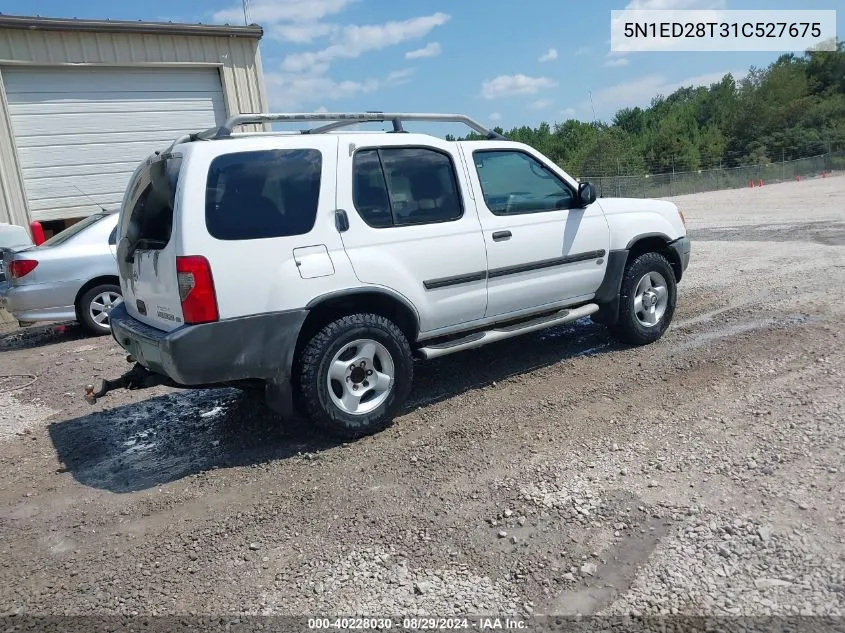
492, 230, 512, 241
335, 209, 350, 232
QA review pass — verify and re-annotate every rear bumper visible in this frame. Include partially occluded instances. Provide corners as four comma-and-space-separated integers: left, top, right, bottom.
1, 282, 77, 322
109, 304, 308, 414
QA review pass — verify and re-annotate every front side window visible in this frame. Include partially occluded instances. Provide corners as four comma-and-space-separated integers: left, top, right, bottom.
205, 149, 322, 241
352, 147, 463, 227
473, 150, 574, 215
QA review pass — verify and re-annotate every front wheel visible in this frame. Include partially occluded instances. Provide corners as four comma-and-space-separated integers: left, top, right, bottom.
297, 313, 414, 439
609, 252, 677, 346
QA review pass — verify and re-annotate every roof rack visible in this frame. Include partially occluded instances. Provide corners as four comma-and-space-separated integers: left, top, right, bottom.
204, 112, 506, 141
160, 111, 506, 154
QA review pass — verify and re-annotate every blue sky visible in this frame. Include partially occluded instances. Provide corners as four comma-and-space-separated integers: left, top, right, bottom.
3, 0, 842, 133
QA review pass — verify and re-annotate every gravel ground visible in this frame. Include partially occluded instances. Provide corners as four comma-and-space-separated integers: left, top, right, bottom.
0, 175, 843, 620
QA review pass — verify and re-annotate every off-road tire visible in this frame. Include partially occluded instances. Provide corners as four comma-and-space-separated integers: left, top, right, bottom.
77, 284, 122, 336
608, 252, 677, 346
297, 313, 413, 439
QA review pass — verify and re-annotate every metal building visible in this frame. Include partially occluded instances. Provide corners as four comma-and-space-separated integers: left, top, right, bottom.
0, 14, 268, 232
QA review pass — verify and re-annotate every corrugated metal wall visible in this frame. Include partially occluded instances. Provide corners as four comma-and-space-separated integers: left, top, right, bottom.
0, 27, 268, 227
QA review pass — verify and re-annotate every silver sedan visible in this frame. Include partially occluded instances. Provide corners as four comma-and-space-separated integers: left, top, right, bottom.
0, 211, 123, 335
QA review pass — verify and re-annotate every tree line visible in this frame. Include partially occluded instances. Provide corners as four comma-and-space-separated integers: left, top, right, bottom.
450, 41, 845, 177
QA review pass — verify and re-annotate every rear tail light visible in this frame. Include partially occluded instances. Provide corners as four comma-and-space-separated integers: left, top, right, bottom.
9, 259, 38, 279
176, 256, 218, 324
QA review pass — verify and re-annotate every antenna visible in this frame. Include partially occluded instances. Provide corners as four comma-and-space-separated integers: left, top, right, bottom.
588, 91, 604, 192
242, 0, 250, 25
71, 184, 110, 214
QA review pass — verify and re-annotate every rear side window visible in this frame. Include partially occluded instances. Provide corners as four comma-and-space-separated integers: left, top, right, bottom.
205, 149, 322, 241
352, 147, 463, 228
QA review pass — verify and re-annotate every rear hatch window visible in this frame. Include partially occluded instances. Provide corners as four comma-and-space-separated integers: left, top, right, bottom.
121, 155, 182, 258
117, 153, 184, 331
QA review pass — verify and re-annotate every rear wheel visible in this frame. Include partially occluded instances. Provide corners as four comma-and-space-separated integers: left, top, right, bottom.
77, 284, 123, 336
297, 313, 413, 439
609, 252, 676, 346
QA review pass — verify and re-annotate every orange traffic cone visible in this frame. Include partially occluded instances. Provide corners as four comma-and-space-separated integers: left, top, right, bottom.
758, 179, 763, 187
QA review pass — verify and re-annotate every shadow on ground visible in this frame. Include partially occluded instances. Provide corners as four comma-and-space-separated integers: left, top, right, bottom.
49, 318, 619, 493
0, 321, 87, 352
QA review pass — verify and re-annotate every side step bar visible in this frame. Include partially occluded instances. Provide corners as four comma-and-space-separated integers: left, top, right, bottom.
417, 303, 599, 360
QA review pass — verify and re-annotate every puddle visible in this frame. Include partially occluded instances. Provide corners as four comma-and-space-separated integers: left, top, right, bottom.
689, 220, 845, 245
48, 389, 338, 493
574, 344, 611, 357
676, 314, 816, 351
681, 318, 775, 349
122, 440, 158, 455
200, 405, 225, 419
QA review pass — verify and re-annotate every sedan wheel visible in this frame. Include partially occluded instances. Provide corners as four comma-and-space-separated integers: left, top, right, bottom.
78, 283, 123, 335
89, 290, 122, 328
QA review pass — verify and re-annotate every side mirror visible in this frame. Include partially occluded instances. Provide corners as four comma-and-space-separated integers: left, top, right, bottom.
578, 182, 597, 207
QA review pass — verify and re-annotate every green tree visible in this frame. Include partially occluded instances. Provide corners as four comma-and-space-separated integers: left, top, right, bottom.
453, 40, 844, 174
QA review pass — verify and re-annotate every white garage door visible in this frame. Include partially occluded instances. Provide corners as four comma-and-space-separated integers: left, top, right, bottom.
3, 66, 227, 221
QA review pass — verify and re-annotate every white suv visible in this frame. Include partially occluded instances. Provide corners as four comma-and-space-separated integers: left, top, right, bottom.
93, 112, 690, 438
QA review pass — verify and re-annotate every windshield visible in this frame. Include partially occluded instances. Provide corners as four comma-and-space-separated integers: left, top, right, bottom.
40, 213, 110, 248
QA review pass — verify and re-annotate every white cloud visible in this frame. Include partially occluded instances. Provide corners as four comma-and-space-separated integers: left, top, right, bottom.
405, 42, 441, 59
574, 46, 591, 56
213, 0, 353, 24
605, 56, 630, 67
585, 70, 741, 117
265, 72, 379, 109
264, 67, 415, 110
481, 74, 557, 100
385, 68, 415, 85
489, 112, 502, 121
623, 0, 725, 8
270, 22, 338, 43
538, 48, 558, 62
216, 1, 438, 107
283, 13, 450, 73
529, 98, 553, 110
560, 108, 577, 119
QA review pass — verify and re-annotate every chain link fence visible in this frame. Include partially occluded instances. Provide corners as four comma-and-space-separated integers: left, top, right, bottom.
584, 150, 845, 199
